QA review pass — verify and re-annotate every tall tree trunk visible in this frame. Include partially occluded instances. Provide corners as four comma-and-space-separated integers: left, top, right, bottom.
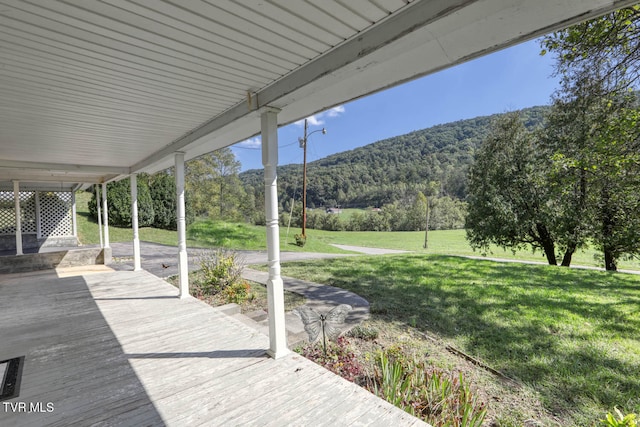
423, 197, 430, 249
562, 169, 587, 267
220, 180, 224, 218
604, 249, 618, 271
601, 188, 617, 271
561, 241, 577, 267
536, 223, 557, 265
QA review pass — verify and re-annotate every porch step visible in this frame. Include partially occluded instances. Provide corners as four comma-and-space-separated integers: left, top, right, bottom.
243, 309, 268, 322
0, 247, 108, 274
216, 303, 241, 316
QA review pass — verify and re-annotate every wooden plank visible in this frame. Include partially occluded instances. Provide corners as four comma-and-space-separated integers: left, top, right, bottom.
0, 270, 428, 426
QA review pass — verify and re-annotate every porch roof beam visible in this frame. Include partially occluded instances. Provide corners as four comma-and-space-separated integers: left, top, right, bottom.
0, 172, 117, 184
0, 159, 130, 175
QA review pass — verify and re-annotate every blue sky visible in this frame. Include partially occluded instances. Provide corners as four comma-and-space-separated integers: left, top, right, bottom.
231, 39, 560, 172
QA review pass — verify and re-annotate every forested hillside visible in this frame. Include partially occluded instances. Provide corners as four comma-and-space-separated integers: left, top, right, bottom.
240, 106, 548, 209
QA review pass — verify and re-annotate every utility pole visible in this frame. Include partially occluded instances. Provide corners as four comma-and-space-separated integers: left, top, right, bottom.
299, 119, 326, 239
301, 119, 308, 238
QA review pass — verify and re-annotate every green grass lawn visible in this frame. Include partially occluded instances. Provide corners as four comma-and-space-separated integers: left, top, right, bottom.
76, 190, 640, 271
76, 191, 348, 253
305, 228, 640, 271
278, 254, 640, 425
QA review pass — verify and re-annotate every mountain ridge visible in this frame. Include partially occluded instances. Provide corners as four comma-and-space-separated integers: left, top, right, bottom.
240, 105, 549, 209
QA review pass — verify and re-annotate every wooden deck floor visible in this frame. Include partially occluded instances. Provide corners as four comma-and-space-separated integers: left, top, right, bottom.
0, 269, 428, 426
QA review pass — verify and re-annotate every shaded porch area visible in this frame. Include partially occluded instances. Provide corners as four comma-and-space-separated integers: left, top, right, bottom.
0, 269, 426, 426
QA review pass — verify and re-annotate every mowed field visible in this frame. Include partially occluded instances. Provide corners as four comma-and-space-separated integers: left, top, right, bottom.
76, 192, 640, 271
279, 254, 640, 425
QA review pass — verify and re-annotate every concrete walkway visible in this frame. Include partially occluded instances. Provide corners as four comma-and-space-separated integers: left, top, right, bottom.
108, 242, 352, 278
241, 269, 370, 346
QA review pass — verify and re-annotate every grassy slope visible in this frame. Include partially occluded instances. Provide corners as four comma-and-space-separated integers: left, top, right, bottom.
280, 254, 640, 425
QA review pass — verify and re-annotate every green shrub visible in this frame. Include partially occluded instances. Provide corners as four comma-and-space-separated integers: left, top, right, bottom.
88, 178, 154, 227
149, 173, 177, 230
198, 249, 245, 295
294, 233, 306, 247
222, 281, 251, 304
347, 325, 379, 341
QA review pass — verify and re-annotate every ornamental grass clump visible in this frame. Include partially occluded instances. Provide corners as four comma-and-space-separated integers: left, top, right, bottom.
367, 348, 487, 427
603, 408, 637, 427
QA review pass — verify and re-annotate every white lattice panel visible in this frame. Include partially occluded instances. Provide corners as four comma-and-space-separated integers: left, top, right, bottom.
39, 192, 73, 237
20, 192, 37, 234
0, 191, 16, 235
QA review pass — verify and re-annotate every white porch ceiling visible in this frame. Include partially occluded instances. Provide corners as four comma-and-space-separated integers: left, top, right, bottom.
0, 0, 636, 185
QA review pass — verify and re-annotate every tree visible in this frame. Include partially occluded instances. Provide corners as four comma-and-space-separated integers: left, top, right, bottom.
541, 6, 640, 94
186, 148, 249, 221
542, 8, 640, 270
541, 77, 600, 267
546, 84, 640, 271
186, 153, 220, 218
404, 192, 427, 231
429, 196, 466, 231
89, 177, 154, 227
466, 113, 558, 265
149, 172, 177, 230
212, 148, 246, 220
592, 100, 640, 270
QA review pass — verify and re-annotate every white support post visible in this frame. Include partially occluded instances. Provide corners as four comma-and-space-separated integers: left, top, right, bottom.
71, 190, 78, 237
261, 107, 288, 359
130, 174, 142, 271
96, 185, 103, 249
13, 180, 23, 256
175, 152, 189, 298
35, 191, 41, 239
102, 182, 110, 248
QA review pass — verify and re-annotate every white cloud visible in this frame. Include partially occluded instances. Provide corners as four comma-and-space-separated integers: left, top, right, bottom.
306, 115, 324, 126
294, 115, 321, 126
326, 105, 345, 117
294, 105, 345, 127
236, 136, 261, 148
